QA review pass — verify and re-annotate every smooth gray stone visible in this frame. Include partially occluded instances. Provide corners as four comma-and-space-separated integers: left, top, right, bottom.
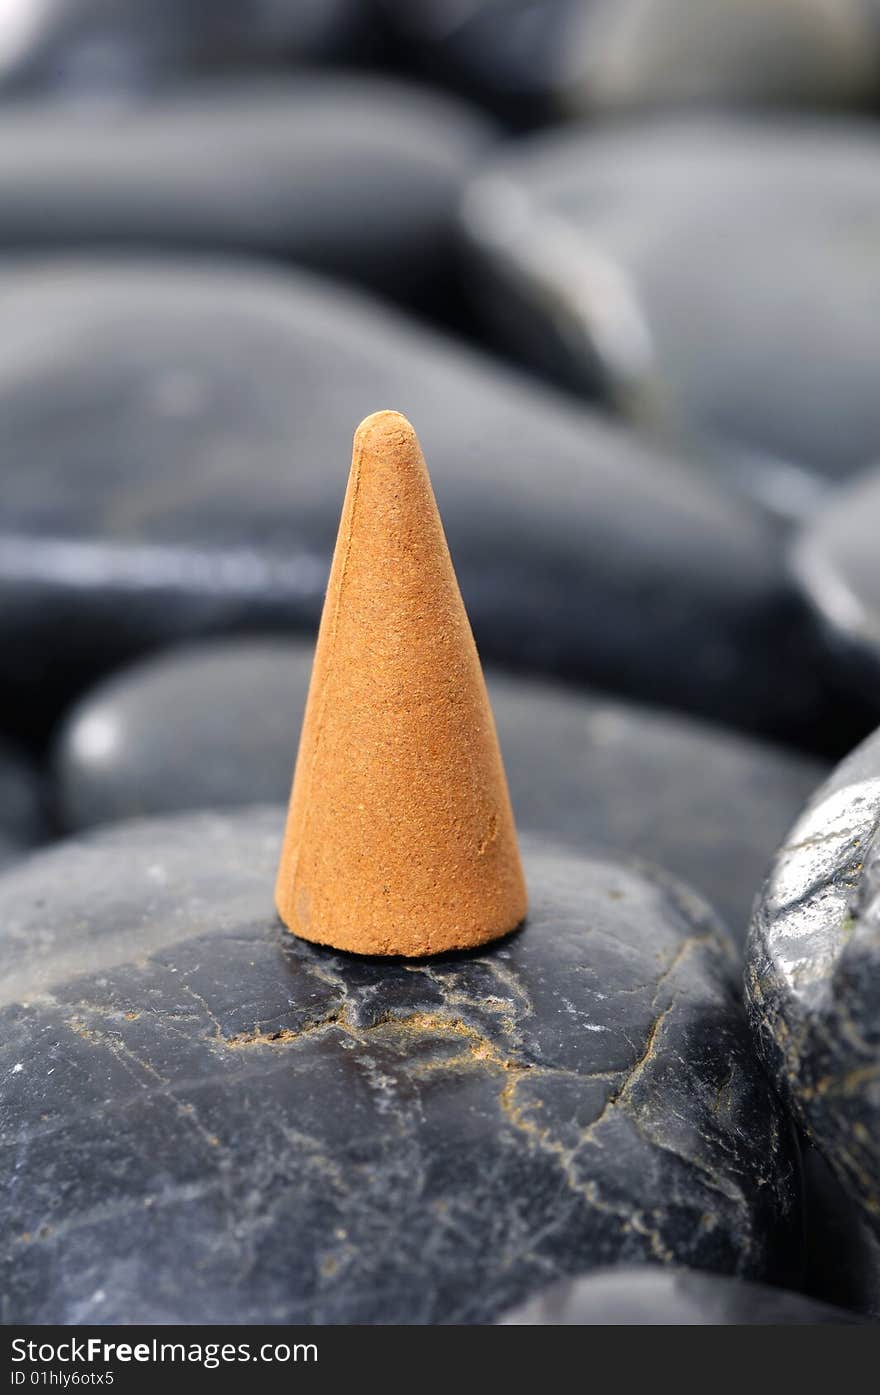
52, 637, 825, 945
380, 0, 880, 120
500, 1266, 863, 1325
0, 76, 493, 300
0, 257, 826, 744
0, 741, 44, 870
0, 1, 366, 98
462, 117, 880, 518
0, 811, 799, 1324
746, 724, 880, 1237
792, 465, 880, 708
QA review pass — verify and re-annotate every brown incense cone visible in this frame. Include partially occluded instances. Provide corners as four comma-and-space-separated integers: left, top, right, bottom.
275, 410, 527, 956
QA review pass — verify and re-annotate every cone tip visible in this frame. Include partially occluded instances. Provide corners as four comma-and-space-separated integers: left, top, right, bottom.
353, 409, 419, 454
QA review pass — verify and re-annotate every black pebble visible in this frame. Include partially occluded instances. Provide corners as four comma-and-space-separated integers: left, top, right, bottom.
461, 117, 880, 517
747, 723, 880, 1238
0, 257, 827, 745
0, 812, 799, 1323
0, 76, 493, 304
380, 0, 880, 122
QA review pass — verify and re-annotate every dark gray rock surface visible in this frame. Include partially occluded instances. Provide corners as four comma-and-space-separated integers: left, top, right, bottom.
0, 810, 799, 1324
792, 464, 880, 709
500, 1265, 863, 1324
52, 638, 825, 944
0, 257, 826, 745
0, 76, 492, 301
380, 0, 880, 121
462, 117, 880, 518
746, 724, 880, 1236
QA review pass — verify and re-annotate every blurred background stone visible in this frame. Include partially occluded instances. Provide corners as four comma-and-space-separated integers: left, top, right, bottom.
500, 1265, 862, 1324
0, 75, 493, 310
0, 815, 800, 1322
379, 0, 880, 125
747, 723, 880, 1240
792, 463, 880, 713
0, 257, 830, 750
461, 117, 880, 519
52, 637, 824, 945
0, 741, 45, 870
0, 0, 372, 99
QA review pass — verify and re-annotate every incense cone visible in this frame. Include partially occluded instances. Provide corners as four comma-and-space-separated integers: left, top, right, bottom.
275, 410, 527, 956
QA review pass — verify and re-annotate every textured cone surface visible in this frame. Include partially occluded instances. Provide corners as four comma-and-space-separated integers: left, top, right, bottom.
275, 411, 527, 955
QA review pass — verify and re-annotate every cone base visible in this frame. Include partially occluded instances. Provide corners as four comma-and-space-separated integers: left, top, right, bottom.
275, 898, 526, 958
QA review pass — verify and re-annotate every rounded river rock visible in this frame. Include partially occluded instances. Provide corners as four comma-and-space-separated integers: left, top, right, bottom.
747, 724, 880, 1235
1, 810, 798, 1323
0, 76, 492, 302
462, 117, 880, 517
0, 1, 367, 99
379, 0, 880, 122
0, 257, 826, 745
